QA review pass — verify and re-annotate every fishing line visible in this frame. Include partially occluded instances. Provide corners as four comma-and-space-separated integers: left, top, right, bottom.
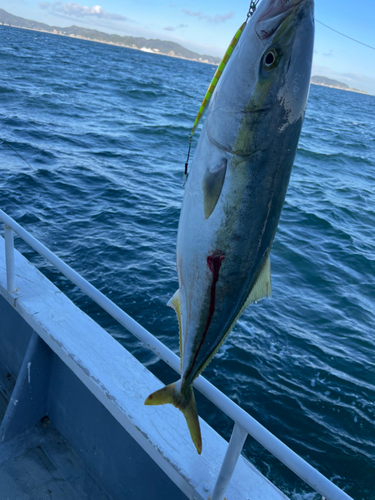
183, 0, 260, 184
0, 138, 37, 173
316, 19, 375, 51
182, 7, 373, 184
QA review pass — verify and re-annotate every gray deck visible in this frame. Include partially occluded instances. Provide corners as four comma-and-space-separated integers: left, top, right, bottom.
0, 418, 108, 500
0, 295, 187, 500
0, 364, 108, 500
0, 235, 289, 500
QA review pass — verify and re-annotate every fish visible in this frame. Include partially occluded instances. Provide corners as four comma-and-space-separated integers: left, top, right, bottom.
145, 0, 315, 454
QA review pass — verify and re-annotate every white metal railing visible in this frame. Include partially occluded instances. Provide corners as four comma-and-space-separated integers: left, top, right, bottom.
0, 208, 353, 500
4, 223, 16, 293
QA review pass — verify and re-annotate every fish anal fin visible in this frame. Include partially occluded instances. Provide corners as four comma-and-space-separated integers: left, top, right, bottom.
168, 289, 183, 364
168, 289, 181, 316
202, 158, 227, 219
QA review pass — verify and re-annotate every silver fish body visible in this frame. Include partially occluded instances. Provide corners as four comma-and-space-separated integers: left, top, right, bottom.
146, 0, 315, 454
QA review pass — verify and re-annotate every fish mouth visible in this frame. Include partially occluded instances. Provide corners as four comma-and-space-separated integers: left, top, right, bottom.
255, 0, 313, 40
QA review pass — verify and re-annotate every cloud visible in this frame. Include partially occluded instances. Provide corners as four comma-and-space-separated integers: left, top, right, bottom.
182, 9, 233, 23
38, 1, 128, 21
182, 10, 207, 20
164, 23, 187, 32
340, 72, 375, 87
213, 12, 234, 23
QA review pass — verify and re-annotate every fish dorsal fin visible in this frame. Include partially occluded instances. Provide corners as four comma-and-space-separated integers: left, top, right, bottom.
193, 256, 272, 379
202, 158, 227, 219
244, 255, 272, 309
167, 290, 183, 365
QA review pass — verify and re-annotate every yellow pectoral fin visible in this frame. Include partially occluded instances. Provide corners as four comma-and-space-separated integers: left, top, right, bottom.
202, 158, 227, 219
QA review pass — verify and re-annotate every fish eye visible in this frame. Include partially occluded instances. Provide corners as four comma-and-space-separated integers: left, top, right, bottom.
263, 49, 279, 69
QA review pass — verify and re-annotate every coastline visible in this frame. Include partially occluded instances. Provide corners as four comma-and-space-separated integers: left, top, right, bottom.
1, 22, 372, 92
0, 23, 219, 66
310, 82, 369, 96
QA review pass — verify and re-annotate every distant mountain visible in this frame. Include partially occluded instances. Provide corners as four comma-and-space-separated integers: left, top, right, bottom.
311, 75, 368, 95
0, 8, 221, 65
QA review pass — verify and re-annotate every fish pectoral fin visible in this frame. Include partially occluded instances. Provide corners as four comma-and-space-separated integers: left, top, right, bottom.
144, 383, 202, 454
168, 290, 183, 363
202, 158, 227, 219
244, 255, 272, 309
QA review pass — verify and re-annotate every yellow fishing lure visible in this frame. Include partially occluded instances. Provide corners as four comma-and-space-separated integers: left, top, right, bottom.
184, 1, 259, 181
190, 22, 246, 137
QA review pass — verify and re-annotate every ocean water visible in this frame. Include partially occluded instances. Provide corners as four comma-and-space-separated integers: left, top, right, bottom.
1, 25, 374, 500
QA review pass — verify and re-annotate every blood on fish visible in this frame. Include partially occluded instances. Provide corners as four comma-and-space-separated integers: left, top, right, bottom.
206, 254, 225, 327
185, 253, 225, 381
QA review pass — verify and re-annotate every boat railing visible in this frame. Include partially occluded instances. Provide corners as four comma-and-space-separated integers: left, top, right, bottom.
0, 208, 353, 500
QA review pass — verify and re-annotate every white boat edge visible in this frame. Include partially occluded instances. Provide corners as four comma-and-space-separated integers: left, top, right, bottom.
0, 233, 289, 500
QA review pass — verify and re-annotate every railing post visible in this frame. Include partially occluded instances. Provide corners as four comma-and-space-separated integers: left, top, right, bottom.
4, 224, 16, 293
0, 210, 357, 500
212, 423, 248, 500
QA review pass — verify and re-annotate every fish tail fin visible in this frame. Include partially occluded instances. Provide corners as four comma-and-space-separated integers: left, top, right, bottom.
144, 382, 177, 406
181, 386, 202, 454
144, 382, 202, 454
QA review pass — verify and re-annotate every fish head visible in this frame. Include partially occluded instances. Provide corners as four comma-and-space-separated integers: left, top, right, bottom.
206, 0, 315, 154
251, 0, 315, 125
175, 1, 315, 382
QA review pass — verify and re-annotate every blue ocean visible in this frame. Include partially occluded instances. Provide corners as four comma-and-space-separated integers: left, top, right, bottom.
0, 25, 374, 500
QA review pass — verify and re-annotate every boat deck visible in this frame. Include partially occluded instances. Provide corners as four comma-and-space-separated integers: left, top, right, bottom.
0, 365, 109, 500
0, 228, 314, 500
0, 212, 354, 500
0, 287, 189, 500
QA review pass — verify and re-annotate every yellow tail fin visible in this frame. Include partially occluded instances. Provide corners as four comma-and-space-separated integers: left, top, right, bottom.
145, 382, 202, 454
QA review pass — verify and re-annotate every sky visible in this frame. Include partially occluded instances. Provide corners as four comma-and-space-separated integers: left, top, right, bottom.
3, 0, 375, 94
